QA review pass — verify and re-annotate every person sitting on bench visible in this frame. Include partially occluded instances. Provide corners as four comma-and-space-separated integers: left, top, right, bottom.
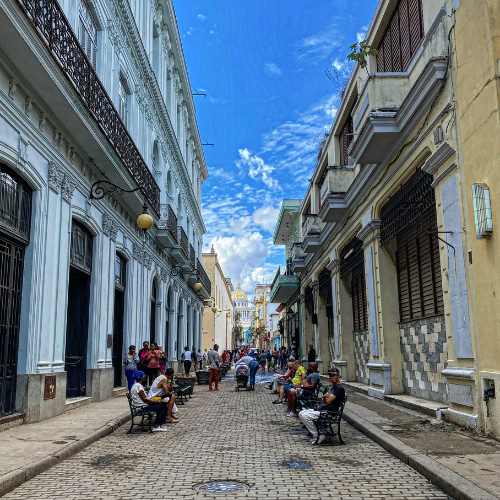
298, 367, 345, 445
130, 370, 170, 432
273, 360, 306, 405
148, 367, 178, 423
285, 362, 320, 417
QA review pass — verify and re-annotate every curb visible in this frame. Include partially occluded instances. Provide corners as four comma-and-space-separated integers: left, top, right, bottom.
0, 411, 131, 497
343, 409, 498, 500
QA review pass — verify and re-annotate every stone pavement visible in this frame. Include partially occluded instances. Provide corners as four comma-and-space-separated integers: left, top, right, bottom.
2, 373, 449, 500
343, 387, 500, 499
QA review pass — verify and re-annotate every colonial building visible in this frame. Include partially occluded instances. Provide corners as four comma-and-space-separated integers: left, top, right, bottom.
270, 199, 302, 356
278, 0, 489, 432
252, 283, 271, 349
232, 281, 252, 344
0, 0, 209, 422
202, 247, 233, 352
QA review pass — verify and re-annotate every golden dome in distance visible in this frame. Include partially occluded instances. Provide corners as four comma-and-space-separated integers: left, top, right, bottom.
232, 281, 248, 300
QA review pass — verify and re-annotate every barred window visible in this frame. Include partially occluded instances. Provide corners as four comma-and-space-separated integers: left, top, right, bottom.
78, 0, 98, 69
376, 0, 424, 73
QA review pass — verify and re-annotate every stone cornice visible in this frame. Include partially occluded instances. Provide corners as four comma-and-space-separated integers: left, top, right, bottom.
357, 219, 381, 242
422, 141, 455, 176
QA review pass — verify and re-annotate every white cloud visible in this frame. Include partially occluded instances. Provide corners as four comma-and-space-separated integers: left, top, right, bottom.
208, 96, 228, 105
236, 148, 280, 190
264, 62, 282, 76
300, 21, 343, 61
252, 206, 280, 233
197, 14, 207, 21
356, 25, 368, 43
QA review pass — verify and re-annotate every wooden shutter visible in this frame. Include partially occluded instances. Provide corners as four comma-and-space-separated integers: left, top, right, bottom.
351, 264, 368, 331
377, 0, 423, 73
339, 115, 353, 167
396, 208, 443, 322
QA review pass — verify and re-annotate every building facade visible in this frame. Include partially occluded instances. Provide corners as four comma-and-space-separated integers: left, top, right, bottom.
201, 248, 233, 352
0, 0, 209, 422
275, 0, 497, 433
232, 281, 252, 345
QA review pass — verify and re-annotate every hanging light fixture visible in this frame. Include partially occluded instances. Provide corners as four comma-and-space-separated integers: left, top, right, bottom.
137, 202, 154, 230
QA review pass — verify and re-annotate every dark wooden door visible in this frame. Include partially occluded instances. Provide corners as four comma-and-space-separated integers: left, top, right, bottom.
65, 268, 90, 397
0, 236, 24, 415
112, 289, 124, 387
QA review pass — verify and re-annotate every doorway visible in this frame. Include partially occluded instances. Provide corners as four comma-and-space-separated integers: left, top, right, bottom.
112, 254, 126, 387
65, 220, 93, 398
0, 165, 32, 416
150, 279, 157, 344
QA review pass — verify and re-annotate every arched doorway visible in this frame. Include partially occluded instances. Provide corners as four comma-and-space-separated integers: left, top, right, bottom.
112, 253, 126, 387
150, 279, 158, 344
65, 219, 93, 398
0, 164, 32, 415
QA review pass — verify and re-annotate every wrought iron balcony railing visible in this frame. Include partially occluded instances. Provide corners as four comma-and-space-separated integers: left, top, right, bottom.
16, 0, 160, 213
158, 204, 178, 242
189, 243, 196, 269
196, 258, 211, 293
178, 227, 189, 258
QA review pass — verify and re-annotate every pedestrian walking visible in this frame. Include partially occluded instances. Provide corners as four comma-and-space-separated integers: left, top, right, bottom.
183, 346, 192, 375
203, 349, 208, 367
207, 344, 220, 391
197, 349, 202, 370
307, 344, 316, 366
248, 357, 260, 391
123, 345, 139, 390
191, 346, 197, 371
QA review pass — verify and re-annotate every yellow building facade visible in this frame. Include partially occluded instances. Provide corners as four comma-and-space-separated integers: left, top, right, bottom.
286, 0, 497, 434
454, 0, 500, 437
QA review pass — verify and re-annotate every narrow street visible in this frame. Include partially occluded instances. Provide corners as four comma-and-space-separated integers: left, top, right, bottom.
3, 376, 448, 500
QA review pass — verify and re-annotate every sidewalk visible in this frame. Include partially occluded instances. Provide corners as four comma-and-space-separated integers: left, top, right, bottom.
336, 380, 500, 500
0, 393, 130, 496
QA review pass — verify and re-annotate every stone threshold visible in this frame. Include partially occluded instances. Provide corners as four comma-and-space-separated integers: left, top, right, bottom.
64, 397, 91, 412
0, 413, 24, 432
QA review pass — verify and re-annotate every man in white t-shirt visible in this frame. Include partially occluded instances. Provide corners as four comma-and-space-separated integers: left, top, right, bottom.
183, 346, 192, 375
148, 368, 178, 423
129, 370, 169, 432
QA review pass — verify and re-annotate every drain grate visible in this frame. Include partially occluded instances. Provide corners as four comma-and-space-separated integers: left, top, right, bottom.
281, 460, 311, 469
195, 481, 249, 495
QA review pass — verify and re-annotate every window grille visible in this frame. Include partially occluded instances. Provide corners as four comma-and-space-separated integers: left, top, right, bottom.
472, 183, 493, 238
376, 0, 423, 73
78, 0, 97, 69
70, 220, 93, 273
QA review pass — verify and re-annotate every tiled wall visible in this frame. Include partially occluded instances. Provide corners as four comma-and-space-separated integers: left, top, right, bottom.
354, 330, 369, 384
400, 315, 448, 403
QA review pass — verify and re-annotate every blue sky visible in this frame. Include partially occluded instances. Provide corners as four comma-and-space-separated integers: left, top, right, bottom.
174, 0, 378, 296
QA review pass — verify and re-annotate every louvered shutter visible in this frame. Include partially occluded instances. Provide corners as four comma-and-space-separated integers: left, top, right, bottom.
351, 264, 368, 332
390, 10, 402, 72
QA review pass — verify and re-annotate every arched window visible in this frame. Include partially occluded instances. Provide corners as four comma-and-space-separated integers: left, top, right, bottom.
0, 164, 32, 241
152, 141, 160, 172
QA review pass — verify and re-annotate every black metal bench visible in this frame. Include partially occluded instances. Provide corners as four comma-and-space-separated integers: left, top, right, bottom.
312, 396, 347, 445
173, 379, 190, 405
126, 393, 156, 434
297, 382, 329, 410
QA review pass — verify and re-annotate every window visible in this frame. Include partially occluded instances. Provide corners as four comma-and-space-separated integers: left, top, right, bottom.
70, 220, 93, 273
381, 169, 443, 322
115, 254, 126, 290
340, 237, 368, 332
339, 115, 353, 167
78, 0, 98, 69
118, 78, 128, 125
376, 0, 424, 73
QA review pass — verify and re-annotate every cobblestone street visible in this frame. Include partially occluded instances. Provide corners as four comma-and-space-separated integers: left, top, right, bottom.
4, 376, 449, 500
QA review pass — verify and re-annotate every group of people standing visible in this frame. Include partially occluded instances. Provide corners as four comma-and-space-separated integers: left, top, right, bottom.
123, 342, 167, 390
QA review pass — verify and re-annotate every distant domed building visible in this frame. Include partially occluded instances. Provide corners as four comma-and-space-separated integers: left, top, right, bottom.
232, 282, 252, 342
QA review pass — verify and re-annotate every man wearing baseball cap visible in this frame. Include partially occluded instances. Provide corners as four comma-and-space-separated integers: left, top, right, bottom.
298, 367, 345, 445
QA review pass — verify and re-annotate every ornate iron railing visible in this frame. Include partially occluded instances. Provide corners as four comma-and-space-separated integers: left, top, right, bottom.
178, 227, 188, 257
16, 0, 160, 213
189, 243, 196, 270
157, 204, 177, 242
196, 258, 211, 293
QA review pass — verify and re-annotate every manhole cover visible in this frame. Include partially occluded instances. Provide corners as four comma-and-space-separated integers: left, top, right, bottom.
281, 460, 311, 469
195, 481, 249, 495
91, 455, 124, 467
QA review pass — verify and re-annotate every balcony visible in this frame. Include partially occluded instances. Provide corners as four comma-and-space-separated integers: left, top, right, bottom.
270, 266, 300, 303
156, 204, 178, 248
196, 258, 211, 298
13, 0, 160, 213
187, 244, 197, 286
302, 214, 323, 253
318, 167, 356, 223
290, 242, 306, 274
350, 57, 448, 164
171, 227, 190, 268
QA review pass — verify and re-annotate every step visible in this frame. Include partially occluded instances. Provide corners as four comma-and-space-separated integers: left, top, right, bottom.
65, 396, 92, 412
0, 412, 24, 432
113, 387, 127, 396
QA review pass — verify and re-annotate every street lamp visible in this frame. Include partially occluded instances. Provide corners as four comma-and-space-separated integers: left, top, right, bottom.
170, 265, 204, 293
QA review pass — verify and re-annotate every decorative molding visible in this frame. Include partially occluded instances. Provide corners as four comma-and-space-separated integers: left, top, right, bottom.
133, 243, 143, 261
160, 267, 169, 282
431, 161, 457, 188
102, 213, 114, 237
143, 252, 152, 270
47, 161, 63, 193
422, 141, 455, 176
326, 258, 341, 273
8, 78, 17, 99
38, 112, 47, 131
61, 174, 76, 203
357, 219, 382, 242
24, 96, 33, 116
441, 367, 475, 380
